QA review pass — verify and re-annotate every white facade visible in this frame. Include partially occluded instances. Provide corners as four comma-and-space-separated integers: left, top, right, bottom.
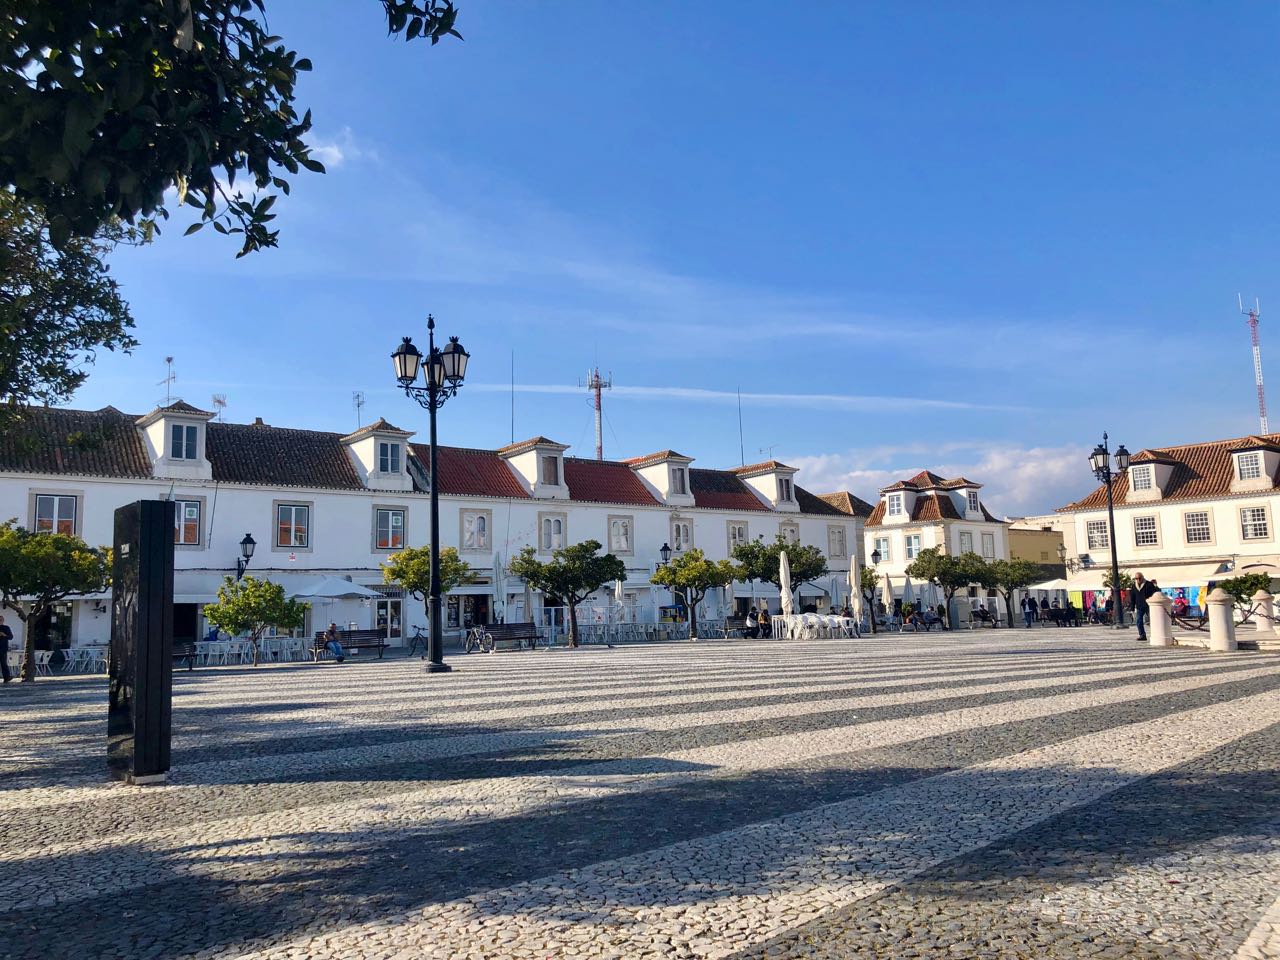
0, 406, 868, 650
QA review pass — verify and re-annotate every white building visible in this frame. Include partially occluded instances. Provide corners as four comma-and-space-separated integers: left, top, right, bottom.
862, 470, 1010, 606
0, 403, 873, 651
1030, 432, 1280, 610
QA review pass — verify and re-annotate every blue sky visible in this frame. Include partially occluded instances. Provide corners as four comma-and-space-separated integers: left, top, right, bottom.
77, 1, 1279, 515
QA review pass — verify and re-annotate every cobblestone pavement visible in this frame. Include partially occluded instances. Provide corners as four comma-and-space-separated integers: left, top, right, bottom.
1, 629, 1277, 959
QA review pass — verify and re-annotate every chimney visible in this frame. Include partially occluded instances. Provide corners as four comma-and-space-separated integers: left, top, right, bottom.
253, 417, 265, 426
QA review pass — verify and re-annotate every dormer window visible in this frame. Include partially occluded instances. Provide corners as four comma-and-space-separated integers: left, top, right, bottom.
966, 490, 979, 512
541, 455, 560, 485
378, 442, 401, 474
671, 467, 688, 496
170, 424, 197, 460
778, 477, 793, 502
1238, 452, 1262, 481
887, 493, 904, 517
1130, 465, 1153, 491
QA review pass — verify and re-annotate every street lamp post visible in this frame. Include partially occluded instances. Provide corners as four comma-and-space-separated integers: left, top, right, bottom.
1089, 433, 1130, 630
392, 315, 470, 673
235, 533, 256, 580
867, 547, 881, 634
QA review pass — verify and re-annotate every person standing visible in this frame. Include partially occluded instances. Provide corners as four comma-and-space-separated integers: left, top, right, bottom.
0, 615, 13, 683
1021, 594, 1036, 629
1131, 572, 1157, 641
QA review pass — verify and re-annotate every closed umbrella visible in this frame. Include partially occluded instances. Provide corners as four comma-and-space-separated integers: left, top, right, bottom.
902, 576, 916, 610
848, 557, 863, 622
614, 576, 626, 622
779, 550, 794, 616
492, 552, 505, 624
882, 572, 893, 616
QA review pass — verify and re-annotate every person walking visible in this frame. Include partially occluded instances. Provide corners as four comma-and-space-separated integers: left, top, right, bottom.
0, 615, 12, 683
323, 622, 346, 662
1021, 593, 1036, 629
1131, 572, 1157, 641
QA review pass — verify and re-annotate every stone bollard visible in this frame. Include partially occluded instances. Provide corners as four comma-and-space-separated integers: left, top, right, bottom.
1206, 588, 1237, 652
1252, 589, 1275, 634
1146, 591, 1173, 647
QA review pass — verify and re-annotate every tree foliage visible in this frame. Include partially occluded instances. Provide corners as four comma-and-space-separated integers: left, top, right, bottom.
0, 520, 111, 681
382, 545, 475, 613
1214, 573, 1275, 615
650, 548, 740, 641
508, 540, 625, 648
1, 0, 461, 255
202, 574, 307, 666
1100, 569, 1135, 592
905, 548, 988, 628
987, 557, 1043, 627
0, 190, 138, 419
732, 534, 829, 591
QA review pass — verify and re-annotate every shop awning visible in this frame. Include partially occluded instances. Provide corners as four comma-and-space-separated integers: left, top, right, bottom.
1059, 561, 1232, 593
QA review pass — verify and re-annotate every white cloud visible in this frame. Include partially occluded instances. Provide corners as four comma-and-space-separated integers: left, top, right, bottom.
308, 127, 374, 170
788, 444, 1089, 517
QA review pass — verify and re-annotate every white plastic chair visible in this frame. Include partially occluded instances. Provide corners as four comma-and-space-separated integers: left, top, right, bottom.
34, 651, 52, 675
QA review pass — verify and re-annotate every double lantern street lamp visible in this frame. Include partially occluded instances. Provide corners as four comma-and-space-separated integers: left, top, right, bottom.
1088, 434, 1130, 630
235, 533, 256, 580
392, 315, 471, 673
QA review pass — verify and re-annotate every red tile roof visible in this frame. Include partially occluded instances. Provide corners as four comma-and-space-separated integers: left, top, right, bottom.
690, 468, 769, 511
209, 422, 365, 489
731, 459, 796, 478
420, 445, 531, 499
564, 458, 661, 506
623, 449, 693, 467
1059, 432, 1280, 511
342, 417, 412, 441
815, 491, 876, 518
497, 436, 566, 456
866, 492, 964, 527
0, 406, 152, 479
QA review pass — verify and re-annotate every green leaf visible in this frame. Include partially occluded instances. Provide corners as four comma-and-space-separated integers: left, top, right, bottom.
183, 221, 205, 235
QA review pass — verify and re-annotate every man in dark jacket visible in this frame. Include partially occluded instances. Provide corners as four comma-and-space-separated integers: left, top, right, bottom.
0, 615, 12, 683
1131, 572, 1158, 641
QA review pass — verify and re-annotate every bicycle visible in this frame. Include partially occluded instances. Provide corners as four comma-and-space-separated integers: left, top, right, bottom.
406, 625, 429, 659
463, 627, 494, 654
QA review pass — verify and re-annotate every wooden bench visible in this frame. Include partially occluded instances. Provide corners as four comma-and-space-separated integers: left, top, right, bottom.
480, 622, 541, 651
967, 611, 998, 629
723, 616, 750, 638
312, 629, 390, 661
173, 640, 198, 671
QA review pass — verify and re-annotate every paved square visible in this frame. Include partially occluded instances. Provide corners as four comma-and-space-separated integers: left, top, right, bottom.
2, 631, 1278, 960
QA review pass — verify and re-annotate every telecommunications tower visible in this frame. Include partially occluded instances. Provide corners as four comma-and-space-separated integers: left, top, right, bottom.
581, 368, 612, 460
1240, 295, 1268, 434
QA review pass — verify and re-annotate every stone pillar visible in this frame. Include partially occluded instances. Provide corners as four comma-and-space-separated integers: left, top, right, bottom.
1206, 588, 1237, 653
1146, 591, 1173, 647
1251, 589, 1274, 634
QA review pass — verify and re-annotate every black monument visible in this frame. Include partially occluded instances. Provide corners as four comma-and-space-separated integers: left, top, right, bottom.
108, 500, 175, 784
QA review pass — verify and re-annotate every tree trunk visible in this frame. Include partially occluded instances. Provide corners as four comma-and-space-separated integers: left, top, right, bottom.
567, 602, 579, 648
20, 603, 39, 682
688, 591, 701, 641
1002, 592, 1015, 628
944, 590, 957, 630
863, 590, 877, 633
251, 635, 261, 667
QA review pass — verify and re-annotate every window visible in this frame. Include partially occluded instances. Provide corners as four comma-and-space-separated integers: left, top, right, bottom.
1130, 465, 1153, 491
540, 514, 565, 551
462, 510, 489, 550
609, 516, 633, 554
780, 523, 800, 545
905, 534, 921, 560
1040, 551, 1049, 562
981, 532, 996, 559
1086, 520, 1109, 549
1133, 515, 1158, 547
778, 477, 793, 502
170, 423, 197, 460
1241, 506, 1269, 540
873, 536, 890, 562
959, 531, 974, 554
34, 494, 77, 535
672, 519, 693, 552
1238, 452, 1262, 481
828, 526, 847, 558
376, 508, 405, 550
671, 467, 688, 495
966, 490, 979, 513
378, 442, 401, 474
540, 455, 560, 485
174, 500, 201, 545
887, 493, 903, 517
277, 504, 310, 547
1184, 511, 1211, 544
728, 521, 748, 551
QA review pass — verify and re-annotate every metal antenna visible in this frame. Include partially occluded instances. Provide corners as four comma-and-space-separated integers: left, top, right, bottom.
1239, 295, 1268, 433
759, 443, 778, 459
157, 357, 176, 404
211, 394, 227, 422
352, 391, 366, 428
580, 367, 613, 460
737, 386, 745, 466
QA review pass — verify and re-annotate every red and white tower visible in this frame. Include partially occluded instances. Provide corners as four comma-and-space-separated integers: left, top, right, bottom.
1240, 295, 1268, 434
583, 368, 612, 460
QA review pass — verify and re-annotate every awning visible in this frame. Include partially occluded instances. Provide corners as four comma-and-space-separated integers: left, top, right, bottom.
1028, 578, 1070, 591
1059, 561, 1231, 593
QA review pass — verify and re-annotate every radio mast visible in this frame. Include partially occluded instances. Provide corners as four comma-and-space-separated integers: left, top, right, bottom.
581, 368, 612, 460
1240, 295, 1268, 433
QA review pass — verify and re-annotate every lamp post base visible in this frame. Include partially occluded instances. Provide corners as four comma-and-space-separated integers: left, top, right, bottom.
425, 661, 453, 673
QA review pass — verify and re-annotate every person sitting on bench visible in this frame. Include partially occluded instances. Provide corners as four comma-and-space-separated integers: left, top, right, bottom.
324, 622, 346, 663
973, 604, 995, 625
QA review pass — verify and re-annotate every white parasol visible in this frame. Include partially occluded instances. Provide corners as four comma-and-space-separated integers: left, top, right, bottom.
493, 552, 505, 623
902, 575, 916, 610
882, 572, 894, 614
290, 577, 381, 600
779, 550, 794, 616
848, 556, 863, 621
614, 576, 626, 622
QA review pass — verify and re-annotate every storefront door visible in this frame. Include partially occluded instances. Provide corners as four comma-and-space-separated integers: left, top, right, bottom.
375, 599, 402, 640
